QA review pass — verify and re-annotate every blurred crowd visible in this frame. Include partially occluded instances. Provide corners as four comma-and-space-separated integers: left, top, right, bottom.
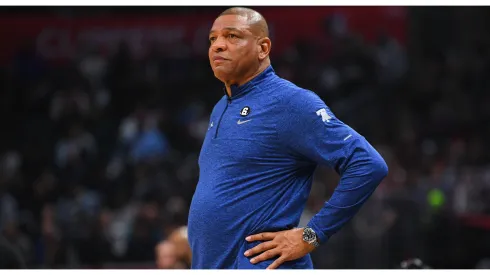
1, 7, 490, 269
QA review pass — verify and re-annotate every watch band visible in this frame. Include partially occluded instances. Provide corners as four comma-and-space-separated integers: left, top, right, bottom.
303, 227, 320, 247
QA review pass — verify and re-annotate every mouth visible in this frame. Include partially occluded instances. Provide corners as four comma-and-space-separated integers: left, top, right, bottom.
212, 56, 228, 62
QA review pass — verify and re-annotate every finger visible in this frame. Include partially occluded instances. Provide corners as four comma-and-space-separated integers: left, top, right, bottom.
244, 241, 276, 257
246, 232, 276, 242
250, 248, 280, 264
266, 256, 287, 270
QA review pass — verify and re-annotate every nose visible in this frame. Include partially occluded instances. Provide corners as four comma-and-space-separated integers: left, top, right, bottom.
211, 36, 227, 52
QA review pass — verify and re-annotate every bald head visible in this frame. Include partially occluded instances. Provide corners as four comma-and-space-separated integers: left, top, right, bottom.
219, 7, 269, 38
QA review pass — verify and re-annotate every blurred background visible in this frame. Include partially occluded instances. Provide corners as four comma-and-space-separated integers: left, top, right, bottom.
0, 6, 489, 269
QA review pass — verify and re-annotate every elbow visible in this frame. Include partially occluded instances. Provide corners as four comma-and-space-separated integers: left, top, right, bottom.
372, 156, 388, 183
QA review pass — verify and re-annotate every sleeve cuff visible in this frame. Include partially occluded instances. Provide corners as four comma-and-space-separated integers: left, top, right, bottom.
306, 220, 329, 245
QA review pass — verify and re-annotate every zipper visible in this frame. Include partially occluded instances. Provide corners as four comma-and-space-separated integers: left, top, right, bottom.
214, 98, 231, 138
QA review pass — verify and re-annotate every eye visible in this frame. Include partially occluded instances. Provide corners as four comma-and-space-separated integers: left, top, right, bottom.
228, 34, 238, 39
209, 37, 216, 43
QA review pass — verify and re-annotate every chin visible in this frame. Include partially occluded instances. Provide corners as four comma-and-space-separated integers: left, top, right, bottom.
212, 67, 233, 82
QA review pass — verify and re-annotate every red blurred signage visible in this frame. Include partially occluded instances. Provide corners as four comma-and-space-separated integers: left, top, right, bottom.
0, 7, 406, 63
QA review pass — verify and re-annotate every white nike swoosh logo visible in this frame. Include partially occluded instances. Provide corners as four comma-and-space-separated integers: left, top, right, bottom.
237, 119, 252, 125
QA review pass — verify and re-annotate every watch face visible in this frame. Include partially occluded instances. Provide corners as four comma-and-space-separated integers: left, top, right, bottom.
304, 228, 315, 242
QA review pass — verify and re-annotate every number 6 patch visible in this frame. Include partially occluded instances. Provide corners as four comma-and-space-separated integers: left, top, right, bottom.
240, 106, 251, 117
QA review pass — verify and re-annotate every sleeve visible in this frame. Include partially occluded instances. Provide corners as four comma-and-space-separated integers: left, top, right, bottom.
277, 90, 389, 244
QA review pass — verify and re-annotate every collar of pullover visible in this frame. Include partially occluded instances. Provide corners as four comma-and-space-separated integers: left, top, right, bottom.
224, 65, 275, 100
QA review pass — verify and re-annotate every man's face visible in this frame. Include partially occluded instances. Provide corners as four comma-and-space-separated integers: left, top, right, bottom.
208, 14, 259, 84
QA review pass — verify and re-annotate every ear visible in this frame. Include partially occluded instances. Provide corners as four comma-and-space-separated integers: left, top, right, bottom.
257, 37, 272, 61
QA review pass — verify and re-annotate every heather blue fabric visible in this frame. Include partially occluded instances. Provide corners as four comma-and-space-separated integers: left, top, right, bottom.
188, 66, 388, 269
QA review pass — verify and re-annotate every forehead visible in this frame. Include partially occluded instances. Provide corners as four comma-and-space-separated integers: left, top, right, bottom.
210, 14, 251, 32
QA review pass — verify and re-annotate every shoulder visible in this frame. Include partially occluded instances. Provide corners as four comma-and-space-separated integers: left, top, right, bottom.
287, 89, 326, 111
272, 78, 329, 116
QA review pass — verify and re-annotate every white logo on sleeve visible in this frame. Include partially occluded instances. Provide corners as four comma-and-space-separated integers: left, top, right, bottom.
316, 108, 332, 123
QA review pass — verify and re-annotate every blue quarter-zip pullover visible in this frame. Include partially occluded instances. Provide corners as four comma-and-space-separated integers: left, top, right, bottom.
188, 66, 388, 269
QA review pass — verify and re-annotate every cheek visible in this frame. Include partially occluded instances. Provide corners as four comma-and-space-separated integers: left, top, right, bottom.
240, 47, 257, 66
234, 45, 254, 63
208, 48, 214, 63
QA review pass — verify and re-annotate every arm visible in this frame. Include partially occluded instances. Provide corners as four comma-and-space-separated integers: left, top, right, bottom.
245, 89, 388, 268
306, 136, 388, 243
281, 90, 388, 244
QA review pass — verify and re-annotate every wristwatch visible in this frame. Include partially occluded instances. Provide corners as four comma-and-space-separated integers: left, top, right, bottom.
302, 227, 319, 247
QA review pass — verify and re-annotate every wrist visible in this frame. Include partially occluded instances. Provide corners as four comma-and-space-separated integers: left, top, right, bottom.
302, 227, 319, 248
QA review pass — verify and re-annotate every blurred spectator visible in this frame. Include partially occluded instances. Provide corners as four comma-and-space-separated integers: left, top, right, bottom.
155, 226, 191, 269
155, 241, 187, 269
55, 124, 97, 169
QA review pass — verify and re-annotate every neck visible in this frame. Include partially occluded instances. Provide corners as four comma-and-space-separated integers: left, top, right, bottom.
225, 59, 270, 97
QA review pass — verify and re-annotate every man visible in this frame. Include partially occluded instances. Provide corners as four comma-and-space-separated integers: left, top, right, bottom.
187, 7, 388, 269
